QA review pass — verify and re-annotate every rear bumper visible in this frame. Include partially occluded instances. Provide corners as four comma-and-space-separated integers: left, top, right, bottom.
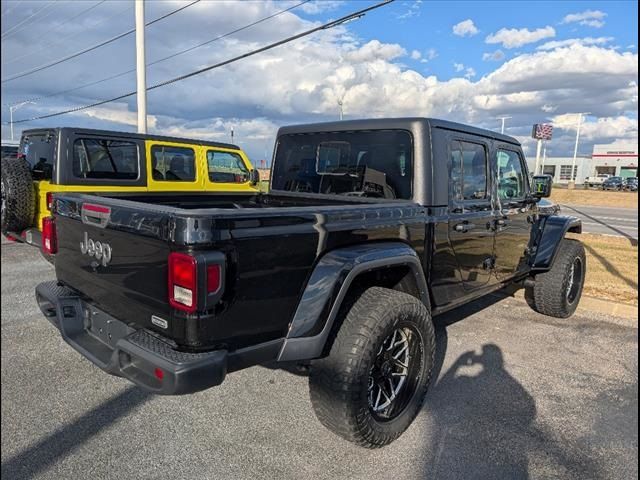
35, 281, 228, 395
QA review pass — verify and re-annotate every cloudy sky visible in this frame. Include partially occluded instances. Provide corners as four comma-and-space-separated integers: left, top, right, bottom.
1, 0, 637, 163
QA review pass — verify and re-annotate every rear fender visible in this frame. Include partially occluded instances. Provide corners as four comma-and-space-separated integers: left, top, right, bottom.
277, 242, 428, 362
531, 215, 582, 272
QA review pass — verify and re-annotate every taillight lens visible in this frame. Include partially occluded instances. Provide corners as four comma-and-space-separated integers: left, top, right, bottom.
207, 264, 221, 293
42, 217, 57, 254
168, 252, 197, 313
46, 192, 53, 211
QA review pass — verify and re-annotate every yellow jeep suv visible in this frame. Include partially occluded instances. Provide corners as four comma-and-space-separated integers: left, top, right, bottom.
1, 127, 260, 249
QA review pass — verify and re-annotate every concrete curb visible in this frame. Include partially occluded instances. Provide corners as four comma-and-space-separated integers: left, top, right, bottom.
511, 289, 638, 321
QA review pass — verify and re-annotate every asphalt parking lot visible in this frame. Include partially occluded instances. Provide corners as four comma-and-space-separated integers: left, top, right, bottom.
1, 241, 637, 480
560, 204, 638, 241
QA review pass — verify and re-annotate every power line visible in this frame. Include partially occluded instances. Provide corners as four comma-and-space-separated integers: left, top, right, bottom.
2, 0, 107, 65
1, 0, 201, 84
4, 0, 311, 106
3, 2, 132, 68
1, 0, 73, 42
1, 0, 56, 39
6, 0, 394, 125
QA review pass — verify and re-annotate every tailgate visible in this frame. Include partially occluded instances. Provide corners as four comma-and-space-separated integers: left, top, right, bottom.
54, 196, 175, 339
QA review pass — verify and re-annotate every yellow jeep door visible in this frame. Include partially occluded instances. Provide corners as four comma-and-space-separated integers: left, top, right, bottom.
146, 140, 204, 191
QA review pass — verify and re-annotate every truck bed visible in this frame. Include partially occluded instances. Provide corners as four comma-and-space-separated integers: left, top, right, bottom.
52, 191, 427, 351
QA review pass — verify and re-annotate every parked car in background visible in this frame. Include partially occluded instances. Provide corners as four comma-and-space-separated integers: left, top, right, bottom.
1, 140, 19, 160
584, 173, 610, 188
602, 176, 624, 191
1, 128, 260, 256
622, 177, 638, 192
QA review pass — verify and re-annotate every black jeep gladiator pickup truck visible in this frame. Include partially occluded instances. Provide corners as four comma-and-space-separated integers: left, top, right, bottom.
35, 118, 584, 448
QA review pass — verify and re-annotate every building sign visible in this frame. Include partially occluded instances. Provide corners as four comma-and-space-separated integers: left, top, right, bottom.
532, 124, 553, 140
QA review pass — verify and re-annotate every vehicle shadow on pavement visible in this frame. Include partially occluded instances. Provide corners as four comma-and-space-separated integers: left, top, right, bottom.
422, 299, 604, 480
1, 387, 151, 480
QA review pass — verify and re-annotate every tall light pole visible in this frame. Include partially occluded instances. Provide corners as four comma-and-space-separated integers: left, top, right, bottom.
498, 116, 511, 134
569, 112, 590, 189
9, 101, 35, 141
135, 0, 147, 134
337, 99, 344, 121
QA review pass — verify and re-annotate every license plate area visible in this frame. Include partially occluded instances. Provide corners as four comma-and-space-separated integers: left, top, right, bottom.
84, 302, 135, 349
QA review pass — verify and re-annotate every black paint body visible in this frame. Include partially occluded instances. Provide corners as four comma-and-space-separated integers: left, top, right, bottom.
50, 118, 581, 367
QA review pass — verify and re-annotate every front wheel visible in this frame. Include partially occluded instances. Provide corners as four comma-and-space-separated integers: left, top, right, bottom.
525, 238, 586, 318
309, 287, 435, 448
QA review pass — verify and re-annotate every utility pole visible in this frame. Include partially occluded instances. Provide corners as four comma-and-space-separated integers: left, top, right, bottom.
534, 138, 543, 175
135, 0, 147, 134
337, 99, 344, 121
230, 127, 234, 143
569, 112, 590, 189
541, 142, 547, 175
498, 116, 511, 134
8, 101, 35, 141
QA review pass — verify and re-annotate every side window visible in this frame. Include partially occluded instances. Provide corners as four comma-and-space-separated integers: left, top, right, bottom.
22, 133, 55, 180
150, 145, 195, 182
207, 150, 249, 183
450, 140, 488, 202
73, 139, 138, 180
497, 149, 527, 200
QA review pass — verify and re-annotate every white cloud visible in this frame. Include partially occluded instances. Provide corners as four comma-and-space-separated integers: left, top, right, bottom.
297, 1, 344, 15
486, 26, 556, 49
396, 0, 422, 20
1, 2, 637, 159
561, 10, 607, 28
419, 48, 437, 63
537, 37, 613, 51
453, 62, 465, 72
343, 40, 406, 63
482, 50, 505, 61
464, 67, 476, 79
453, 19, 479, 37
411, 50, 421, 60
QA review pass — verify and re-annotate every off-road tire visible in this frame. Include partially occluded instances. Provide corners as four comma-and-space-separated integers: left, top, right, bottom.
525, 238, 586, 318
309, 287, 435, 448
1, 157, 35, 234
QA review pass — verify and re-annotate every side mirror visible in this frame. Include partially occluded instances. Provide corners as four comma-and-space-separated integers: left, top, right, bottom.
532, 174, 553, 198
249, 169, 260, 186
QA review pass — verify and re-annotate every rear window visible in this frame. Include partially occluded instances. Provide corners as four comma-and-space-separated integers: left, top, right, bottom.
272, 130, 412, 199
73, 138, 138, 180
207, 150, 249, 183
151, 145, 196, 182
20, 132, 55, 180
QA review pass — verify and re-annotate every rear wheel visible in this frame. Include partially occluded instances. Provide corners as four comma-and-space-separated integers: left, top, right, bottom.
525, 238, 586, 318
1, 158, 36, 234
309, 287, 435, 448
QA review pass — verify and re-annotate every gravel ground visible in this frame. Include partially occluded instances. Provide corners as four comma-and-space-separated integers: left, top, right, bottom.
1, 241, 638, 480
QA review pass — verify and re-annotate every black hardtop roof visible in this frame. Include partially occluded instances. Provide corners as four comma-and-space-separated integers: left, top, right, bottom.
20, 127, 240, 150
277, 117, 520, 145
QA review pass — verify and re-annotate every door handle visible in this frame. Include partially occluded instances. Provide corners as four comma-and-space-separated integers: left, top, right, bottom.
454, 222, 476, 232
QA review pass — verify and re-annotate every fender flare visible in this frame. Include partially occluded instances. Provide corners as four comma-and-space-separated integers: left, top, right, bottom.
531, 215, 582, 272
277, 242, 428, 362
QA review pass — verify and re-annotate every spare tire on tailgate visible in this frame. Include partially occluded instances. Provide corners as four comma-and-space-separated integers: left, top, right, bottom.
1, 157, 36, 234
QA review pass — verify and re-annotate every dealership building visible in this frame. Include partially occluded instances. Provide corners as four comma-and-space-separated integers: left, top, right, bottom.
529, 143, 638, 184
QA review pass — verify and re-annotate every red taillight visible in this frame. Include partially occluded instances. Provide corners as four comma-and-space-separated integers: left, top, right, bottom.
168, 252, 197, 313
46, 192, 53, 211
42, 217, 57, 254
154, 368, 164, 381
207, 264, 221, 293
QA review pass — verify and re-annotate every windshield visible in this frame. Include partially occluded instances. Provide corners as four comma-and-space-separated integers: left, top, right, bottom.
271, 130, 413, 199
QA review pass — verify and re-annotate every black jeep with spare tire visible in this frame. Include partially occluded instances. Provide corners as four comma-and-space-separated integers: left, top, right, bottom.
35, 118, 585, 448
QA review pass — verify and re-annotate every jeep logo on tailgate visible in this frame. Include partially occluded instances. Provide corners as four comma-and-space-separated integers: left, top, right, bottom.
80, 232, 112, 267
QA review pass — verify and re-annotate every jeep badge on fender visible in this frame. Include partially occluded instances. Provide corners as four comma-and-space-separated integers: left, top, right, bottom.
80, 232, 112, 267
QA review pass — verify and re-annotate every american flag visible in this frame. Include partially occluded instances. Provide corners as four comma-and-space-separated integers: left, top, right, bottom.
532, 123, 553, 140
